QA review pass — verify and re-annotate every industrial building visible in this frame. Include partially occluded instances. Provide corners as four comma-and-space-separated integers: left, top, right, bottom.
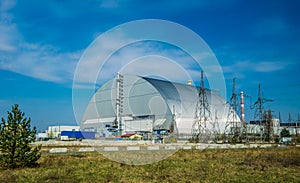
279, 122, 300, 135
247, 120, 300, 135
81, 74, 240, 139
46, 125, 80, 138
37, 125, 80, 140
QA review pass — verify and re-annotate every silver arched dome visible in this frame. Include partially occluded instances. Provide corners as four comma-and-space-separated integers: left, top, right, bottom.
81, 75, 240, 137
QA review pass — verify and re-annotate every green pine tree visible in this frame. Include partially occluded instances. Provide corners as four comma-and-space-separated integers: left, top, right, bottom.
280, 128, 291, 138
0, 104, 41, 168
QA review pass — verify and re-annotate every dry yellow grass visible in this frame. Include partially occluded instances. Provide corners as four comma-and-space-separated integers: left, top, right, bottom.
0, 147, 299, 182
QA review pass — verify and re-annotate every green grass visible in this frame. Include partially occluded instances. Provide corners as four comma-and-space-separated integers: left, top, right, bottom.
0, 148, 299, 183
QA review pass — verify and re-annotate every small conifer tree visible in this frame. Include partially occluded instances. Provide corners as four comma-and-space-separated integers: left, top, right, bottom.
280, 128, 291, 138
0, 104, 41, 168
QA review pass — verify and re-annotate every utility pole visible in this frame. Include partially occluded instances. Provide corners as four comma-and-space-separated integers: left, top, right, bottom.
190, 71, 212, 143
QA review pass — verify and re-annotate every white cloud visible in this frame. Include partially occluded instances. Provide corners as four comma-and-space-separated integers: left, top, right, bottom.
73, 31, 226, 91
0, 0, 17, 52
95, 42, 205, 85
223, 60, 290, 74
254, 61, 286, 72
254, 17, 288, 37
99, 0, 119, 8
0, 0, 81, 84
0, 0, 15, 12
120, 55, 194, 83
0, 41, 81, 83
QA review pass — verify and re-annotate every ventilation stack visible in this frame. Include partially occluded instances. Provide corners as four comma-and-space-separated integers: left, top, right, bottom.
240, 91, 245, 123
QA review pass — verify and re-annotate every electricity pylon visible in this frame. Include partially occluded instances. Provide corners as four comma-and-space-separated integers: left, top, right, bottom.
225, 78, 241, 143
253, 84, 273, 141
190, 71, 212, 143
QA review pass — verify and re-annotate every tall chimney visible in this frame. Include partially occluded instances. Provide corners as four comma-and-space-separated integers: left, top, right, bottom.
240, 91, 245, 123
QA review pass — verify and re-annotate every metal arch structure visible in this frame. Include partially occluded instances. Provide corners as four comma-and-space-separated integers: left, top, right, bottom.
81, 74, 232, 139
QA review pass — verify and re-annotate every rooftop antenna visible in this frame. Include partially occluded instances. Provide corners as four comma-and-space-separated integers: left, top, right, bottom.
190, 71, 212, 143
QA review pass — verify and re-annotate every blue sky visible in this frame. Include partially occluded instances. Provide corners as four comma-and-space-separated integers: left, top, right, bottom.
0, 0, 299, 131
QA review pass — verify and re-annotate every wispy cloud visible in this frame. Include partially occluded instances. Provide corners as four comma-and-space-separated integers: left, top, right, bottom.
0, 0, 81, 84
0, 0, 17, 52
99, 0, 119, 8
254, 61, 288, 72
223, 60, 290, 74
254, 16, 288, 37
75, 38, 216, 89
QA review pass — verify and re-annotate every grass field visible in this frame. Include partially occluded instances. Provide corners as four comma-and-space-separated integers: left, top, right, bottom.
0, 147, 299, 182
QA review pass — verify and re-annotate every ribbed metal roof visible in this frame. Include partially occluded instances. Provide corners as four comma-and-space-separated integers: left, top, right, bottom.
82, 75, 240, 134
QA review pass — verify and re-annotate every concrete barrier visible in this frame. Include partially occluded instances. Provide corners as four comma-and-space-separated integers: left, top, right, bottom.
195, 145, 208, 150
49, 148, 68, 153
127, 146, 140, 151
147, 146, 160, 151
103, 147, 119, 152
182, 146, 192, 150
44, 142, 292, 154
249, 144, 258, 148
165, 146, 176, 150
79, 147, 95, 152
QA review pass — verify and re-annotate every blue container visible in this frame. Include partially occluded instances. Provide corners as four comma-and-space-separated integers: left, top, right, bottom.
61, 131, 95, 139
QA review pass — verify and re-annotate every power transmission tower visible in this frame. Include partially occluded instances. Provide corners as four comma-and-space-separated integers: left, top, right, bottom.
253, 84, 273, 141
214, 110, 220, 141
225, 78, 241, 143
264, 109, 273, 142
190, 71, 212, 143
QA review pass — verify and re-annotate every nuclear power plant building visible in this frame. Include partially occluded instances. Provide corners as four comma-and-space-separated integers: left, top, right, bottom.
81, 74, 240, 138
